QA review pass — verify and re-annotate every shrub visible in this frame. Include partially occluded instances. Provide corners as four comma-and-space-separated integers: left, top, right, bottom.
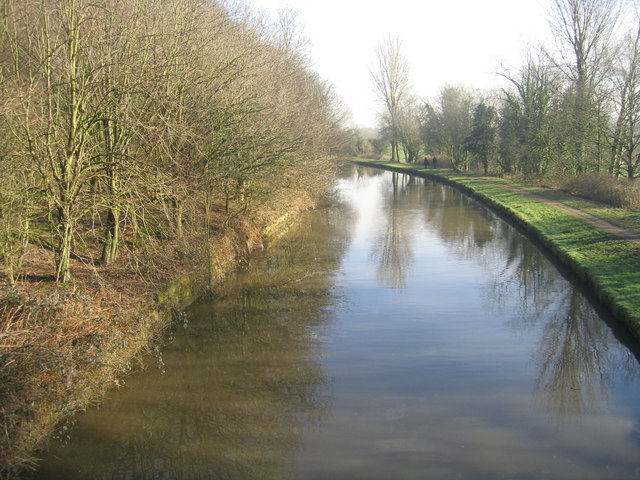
561, 173, 640, 210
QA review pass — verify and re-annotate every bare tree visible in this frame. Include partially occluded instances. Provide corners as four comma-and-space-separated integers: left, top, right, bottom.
371, 37, 410, 162
0, 0, 344, 284
397, 97, 422, 163
550, 0, 623, 172
12, 0, 106, 282
609, 18, 640, 178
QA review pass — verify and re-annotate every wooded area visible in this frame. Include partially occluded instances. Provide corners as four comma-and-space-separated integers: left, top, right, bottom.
0, 0, 344, 285
0, 1, 347, 474
368, 0, 640, 185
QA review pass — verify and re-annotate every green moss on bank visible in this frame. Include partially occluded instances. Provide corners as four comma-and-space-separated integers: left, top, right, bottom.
154, 277, 198, 312
353, 159, 640, 339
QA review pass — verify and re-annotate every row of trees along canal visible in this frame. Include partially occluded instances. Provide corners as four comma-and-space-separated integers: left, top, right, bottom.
367, 0, 640, 180
0, 0, 346, 285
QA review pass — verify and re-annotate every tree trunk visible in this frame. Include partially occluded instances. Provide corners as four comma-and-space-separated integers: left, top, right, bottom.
55, 209, 73, 283
101, 207, 119, 265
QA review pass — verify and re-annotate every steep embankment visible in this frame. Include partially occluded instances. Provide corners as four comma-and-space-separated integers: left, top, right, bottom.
354, 159, 640, 340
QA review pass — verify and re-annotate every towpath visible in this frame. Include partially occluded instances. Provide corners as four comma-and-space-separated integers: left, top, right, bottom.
489, 182, 640, 246
355, 159, 640, 247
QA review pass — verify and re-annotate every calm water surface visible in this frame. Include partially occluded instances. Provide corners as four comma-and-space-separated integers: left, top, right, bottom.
34, 166, 640, 479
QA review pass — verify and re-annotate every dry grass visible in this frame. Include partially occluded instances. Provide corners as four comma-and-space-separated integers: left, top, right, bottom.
559, 173, 640, 210
0, 185, 320, 478
0, 224, 212, 477
0, 225, 204, 476
0, 282, 160, 478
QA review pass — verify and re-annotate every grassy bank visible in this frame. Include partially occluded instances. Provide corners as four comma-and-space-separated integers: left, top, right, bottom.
353, 159, 640, 340
0, 191, 317, 478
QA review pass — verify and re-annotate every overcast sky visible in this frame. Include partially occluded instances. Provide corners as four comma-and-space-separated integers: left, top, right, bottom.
245, 0, 553, 128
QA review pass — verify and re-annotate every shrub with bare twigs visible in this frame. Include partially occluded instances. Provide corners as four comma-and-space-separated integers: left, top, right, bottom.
561, 173, 640, 210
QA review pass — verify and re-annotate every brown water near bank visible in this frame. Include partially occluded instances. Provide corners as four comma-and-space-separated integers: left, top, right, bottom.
32, 166, 640, 479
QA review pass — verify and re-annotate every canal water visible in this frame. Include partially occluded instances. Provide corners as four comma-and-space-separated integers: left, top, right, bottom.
34, 166, 640, 479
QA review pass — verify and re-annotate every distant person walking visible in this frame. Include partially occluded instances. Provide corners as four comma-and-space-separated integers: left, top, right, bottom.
423, 157, 429, 168
432, 157, 437, 169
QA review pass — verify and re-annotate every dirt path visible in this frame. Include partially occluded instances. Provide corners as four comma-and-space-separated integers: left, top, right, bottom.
496, 183, 640, 246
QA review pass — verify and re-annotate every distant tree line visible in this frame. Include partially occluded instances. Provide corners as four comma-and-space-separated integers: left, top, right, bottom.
0, 0, 345, 284
370, 0, 640, 180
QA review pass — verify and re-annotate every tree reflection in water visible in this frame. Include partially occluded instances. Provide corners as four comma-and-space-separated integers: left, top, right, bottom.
367, 169, 640, 423
34, 166, 640, 479
534, 290, 640, 421
370, 173, 416, 290
426, 181, 640, 422
33, 195, 354, 480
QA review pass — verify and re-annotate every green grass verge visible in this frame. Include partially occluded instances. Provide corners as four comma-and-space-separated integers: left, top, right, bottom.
352, 159, 640, 339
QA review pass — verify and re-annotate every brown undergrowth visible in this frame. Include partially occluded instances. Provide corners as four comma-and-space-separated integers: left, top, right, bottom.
0, 284, 154, 475
504, 171, 640, 211
559, 173, 640, 210
0, 192, 317, 478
